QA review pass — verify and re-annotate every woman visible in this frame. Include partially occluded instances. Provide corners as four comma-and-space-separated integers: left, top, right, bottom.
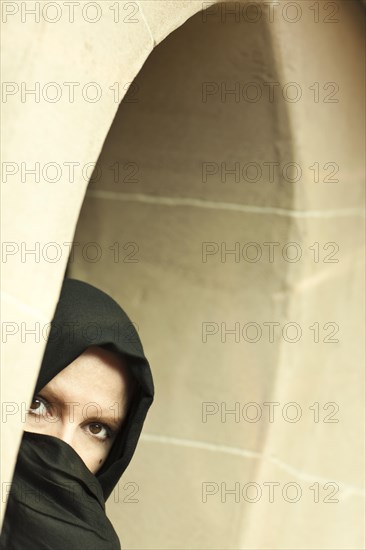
0, 278, 154, 550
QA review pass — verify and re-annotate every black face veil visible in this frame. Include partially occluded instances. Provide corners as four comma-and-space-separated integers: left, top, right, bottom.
0, 278, 154, 550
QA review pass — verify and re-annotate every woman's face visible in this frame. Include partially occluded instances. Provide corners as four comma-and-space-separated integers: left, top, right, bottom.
24, 345, 132, 474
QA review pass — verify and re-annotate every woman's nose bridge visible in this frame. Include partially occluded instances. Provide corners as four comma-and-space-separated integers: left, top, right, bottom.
57, 420, 74, 445
51, 406, 78, 446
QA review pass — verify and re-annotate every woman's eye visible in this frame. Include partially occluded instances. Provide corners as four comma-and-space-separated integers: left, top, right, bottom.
28, 397, 48, 417
87, 423, 111, 441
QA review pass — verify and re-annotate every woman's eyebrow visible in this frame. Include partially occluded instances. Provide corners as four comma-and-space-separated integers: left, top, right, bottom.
97, 412, 123, 429
36, 386, 61, 402
79, 406, 124, 428
37, 388, 124, 428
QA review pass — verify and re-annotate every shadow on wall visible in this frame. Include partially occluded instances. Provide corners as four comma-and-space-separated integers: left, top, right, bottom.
70, 0, 296, 280
67, 3, 298, 549
87, 1, 295, 208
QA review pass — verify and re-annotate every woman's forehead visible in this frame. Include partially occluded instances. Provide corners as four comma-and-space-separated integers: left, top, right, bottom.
42, 346, 130, 404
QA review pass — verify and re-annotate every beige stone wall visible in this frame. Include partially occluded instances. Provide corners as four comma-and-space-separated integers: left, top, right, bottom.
2, 1, 365, 548
0, 0, 201, 522
69, 2, 365, 548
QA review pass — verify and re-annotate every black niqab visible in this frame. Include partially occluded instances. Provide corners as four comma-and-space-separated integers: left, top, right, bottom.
0, 278, 154, 550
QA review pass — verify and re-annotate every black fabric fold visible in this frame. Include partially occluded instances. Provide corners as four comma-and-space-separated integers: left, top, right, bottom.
1, 432, 120, 550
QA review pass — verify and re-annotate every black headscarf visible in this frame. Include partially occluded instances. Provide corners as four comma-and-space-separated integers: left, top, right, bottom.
0, 278, 154, 550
